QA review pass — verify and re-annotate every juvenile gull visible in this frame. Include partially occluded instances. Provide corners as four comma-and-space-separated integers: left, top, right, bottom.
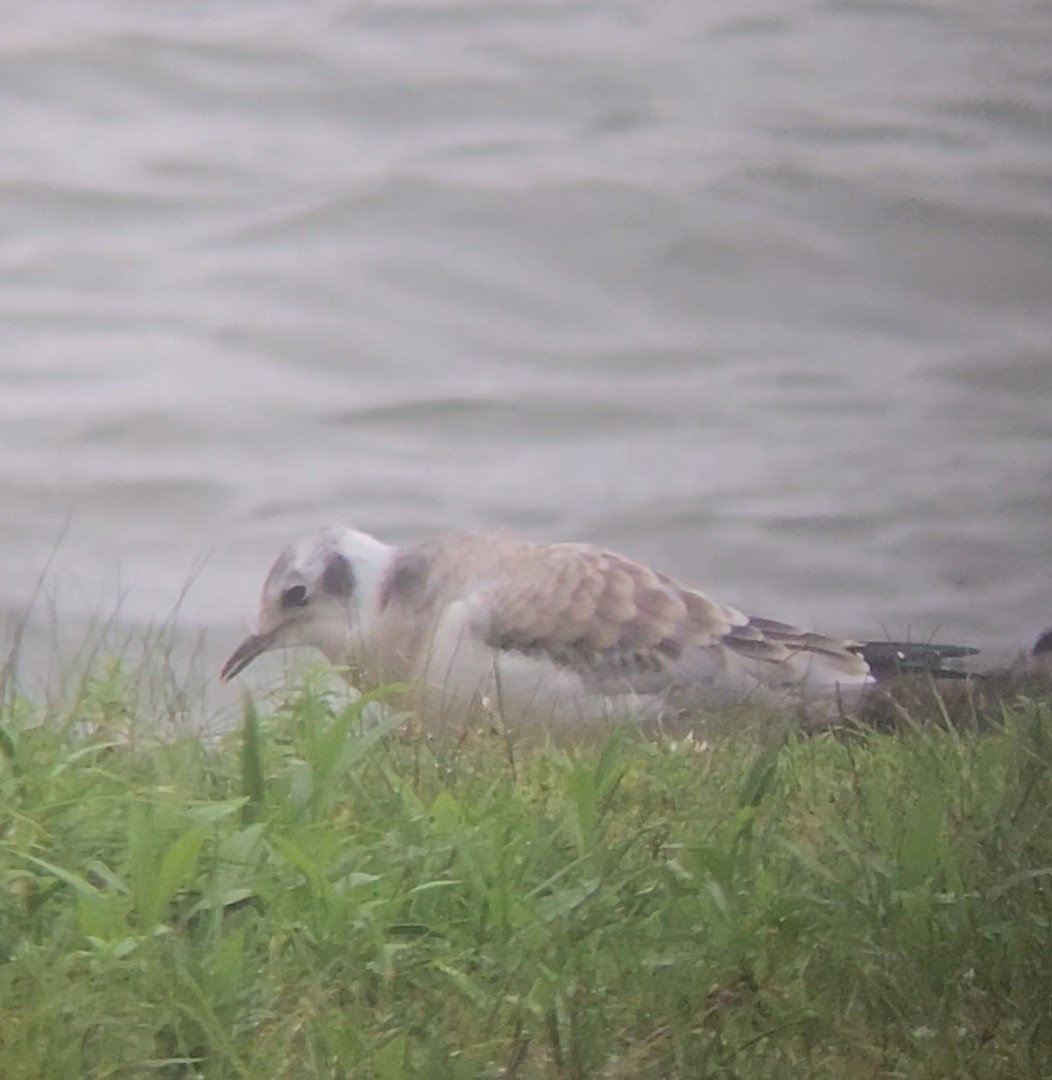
220, 527, 970, 727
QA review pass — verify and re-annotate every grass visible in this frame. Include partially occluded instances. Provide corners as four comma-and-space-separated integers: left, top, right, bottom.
1, 661, 1051, 1079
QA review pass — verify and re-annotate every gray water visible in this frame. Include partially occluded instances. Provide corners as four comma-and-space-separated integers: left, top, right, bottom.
3, 0, 1052, 706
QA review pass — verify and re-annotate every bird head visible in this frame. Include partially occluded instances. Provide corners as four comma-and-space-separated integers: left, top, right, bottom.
220, 527, 392, 681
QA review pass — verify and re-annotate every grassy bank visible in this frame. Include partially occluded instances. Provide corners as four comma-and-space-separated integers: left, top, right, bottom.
1, 666, 1051, 1078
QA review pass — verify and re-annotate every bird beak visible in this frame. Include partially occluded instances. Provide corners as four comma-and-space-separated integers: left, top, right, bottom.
220, 628, 279, 682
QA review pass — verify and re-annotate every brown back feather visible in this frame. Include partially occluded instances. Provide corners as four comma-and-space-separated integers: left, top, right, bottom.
372, 533, 869, 689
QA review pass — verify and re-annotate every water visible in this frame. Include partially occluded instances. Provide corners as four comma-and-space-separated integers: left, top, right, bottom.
2, 0, 1051, 704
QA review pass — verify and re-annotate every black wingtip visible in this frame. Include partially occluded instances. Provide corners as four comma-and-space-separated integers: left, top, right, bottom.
857, 640, 980, 680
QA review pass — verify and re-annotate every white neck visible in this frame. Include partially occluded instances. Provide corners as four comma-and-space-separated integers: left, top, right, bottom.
332, 527, 394, 633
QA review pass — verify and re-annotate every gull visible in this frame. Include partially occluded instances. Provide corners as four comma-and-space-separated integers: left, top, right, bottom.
220, 526, 975, 728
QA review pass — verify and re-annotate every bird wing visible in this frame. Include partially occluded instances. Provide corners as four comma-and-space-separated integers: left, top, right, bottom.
423, 536, 872, 695
854, 640, 979, 680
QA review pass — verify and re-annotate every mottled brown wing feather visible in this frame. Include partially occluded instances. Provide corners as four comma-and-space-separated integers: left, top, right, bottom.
378, 533, 870, 690
479, 542, 726, 667
461, 537, 870, 687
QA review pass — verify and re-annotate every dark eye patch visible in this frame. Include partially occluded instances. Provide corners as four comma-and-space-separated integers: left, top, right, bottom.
281, 584, 309, 608
320, 552, 355, 598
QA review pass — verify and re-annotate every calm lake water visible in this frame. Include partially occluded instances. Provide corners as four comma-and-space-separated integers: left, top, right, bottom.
2, 0, 1051, 709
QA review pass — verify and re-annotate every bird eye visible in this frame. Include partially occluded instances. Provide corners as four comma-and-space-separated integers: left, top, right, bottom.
281, 584, 309, 608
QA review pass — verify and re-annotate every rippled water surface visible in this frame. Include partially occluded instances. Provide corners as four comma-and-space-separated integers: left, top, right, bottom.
2, 0, 1051, 695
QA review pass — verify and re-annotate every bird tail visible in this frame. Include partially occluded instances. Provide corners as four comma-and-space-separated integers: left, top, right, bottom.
853, 640, 979, 681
